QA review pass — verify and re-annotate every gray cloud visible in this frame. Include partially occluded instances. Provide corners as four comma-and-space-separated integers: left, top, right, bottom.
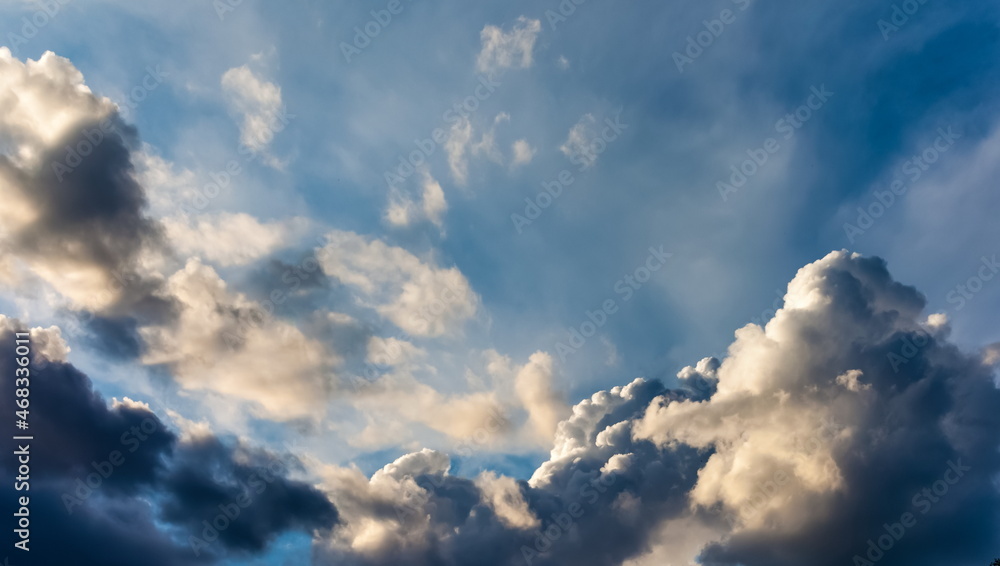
0, 318, 339, 565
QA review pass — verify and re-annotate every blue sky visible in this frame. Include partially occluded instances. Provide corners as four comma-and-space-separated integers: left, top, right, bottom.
1, 0, 1000, 564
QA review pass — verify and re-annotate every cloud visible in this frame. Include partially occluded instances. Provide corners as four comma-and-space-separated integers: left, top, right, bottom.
5, 214, 998, 566
315, 376, 703, 566
0, 316, 338, 565
162, 212, 307, 266
476, 472, 540, 530
513, 351, 570, 444
316, 230, 478, 337
559, 113, 599, 169
220, 65, 284, 156
476, 17, 542, 75
445, 113, 511, 185
635, 251, 1000, 565
0, 49, 167, 314
511, 138, 535, 168
306, 251, 1000, 566
445, 116, 473, 185
138, 258, 338, 420
471, 112, 510, 165
384, 170, 448, 230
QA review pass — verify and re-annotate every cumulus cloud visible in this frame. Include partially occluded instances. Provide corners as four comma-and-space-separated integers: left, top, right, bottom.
305, 251, 1000, 566
476, 17, 542, 75
634, 251, 1000, 565
315, 376, 703, 566
0, 48, 166, 313
0, 316, 337, 565
221, 65, 285, 157
317, 230, 478, 337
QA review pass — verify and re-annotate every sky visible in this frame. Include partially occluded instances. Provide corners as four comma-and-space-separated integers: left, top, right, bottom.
0, 0, 999, 565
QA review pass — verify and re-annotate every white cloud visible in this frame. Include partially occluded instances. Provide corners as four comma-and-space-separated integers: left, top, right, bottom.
476, 472, 540, 530
0, 314, 70, 363
471, 112, 509, 165
220, 65, 284, 156
384, 170, 448, 230
510, 138, 535, 168
560, 113, 599, 168
445, 113, 511, 185
317, 230, 478, 337
0, 48, 115, 164
162, 212, 306, 266
445, 116, 473, 185
350, 370, 504, 445
476, 17, 542, 75
513, 351, 569, 444
632, 251, 922, 530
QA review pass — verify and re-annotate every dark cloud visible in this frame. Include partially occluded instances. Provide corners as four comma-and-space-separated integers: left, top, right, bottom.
0, 323, 339, 565
0, 116, 168, 314
80, 314, 145, 360
160, 435, 338, 557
